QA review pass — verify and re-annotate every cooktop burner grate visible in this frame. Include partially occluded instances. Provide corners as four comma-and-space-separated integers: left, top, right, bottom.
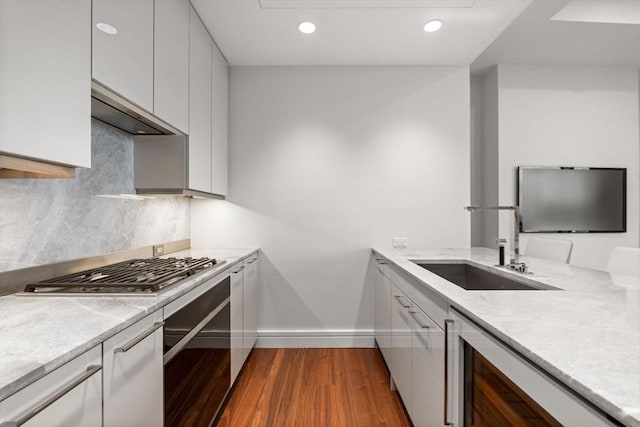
23, 257, 219, 294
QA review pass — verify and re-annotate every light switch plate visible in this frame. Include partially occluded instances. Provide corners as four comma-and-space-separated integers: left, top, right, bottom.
392, 237, 408, 248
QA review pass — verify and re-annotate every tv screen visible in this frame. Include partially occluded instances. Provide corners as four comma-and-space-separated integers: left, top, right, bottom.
518, 167, 626, 233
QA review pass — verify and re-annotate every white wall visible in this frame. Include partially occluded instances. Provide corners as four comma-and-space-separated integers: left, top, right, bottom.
192, 66, 470, 346
496, 65, 639, 270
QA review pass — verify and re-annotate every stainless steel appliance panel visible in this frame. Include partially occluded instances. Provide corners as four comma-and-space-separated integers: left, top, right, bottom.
164, 277, 231, 427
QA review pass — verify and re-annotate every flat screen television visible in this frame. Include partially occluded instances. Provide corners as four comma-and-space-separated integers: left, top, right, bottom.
518, 167, 626, 233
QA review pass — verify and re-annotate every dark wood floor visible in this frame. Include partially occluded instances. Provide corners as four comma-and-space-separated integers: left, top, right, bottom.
217, 348, 412, 427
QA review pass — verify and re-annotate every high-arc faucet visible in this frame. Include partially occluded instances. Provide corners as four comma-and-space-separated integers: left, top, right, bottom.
464, 205, 529, 273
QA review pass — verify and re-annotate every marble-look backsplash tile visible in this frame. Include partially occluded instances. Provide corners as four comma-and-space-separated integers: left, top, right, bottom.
0, 120, 190, 272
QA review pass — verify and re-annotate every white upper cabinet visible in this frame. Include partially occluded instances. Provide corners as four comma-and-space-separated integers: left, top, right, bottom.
189, 6, 213, 193
154, 0, 189, 134
0, 0, 91, 168
93, 0, 154, 112
211, 42, 229, 197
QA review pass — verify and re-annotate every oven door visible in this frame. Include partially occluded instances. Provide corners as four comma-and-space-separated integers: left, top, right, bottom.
163, 277, 231, 427
448, 309, 615, 427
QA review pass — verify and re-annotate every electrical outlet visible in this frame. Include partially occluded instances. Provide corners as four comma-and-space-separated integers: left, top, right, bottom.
392, 237, 408, 248
153, 244, 164, 257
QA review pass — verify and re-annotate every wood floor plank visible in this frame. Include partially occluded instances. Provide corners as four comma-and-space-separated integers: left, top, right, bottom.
217, 348, 412, 427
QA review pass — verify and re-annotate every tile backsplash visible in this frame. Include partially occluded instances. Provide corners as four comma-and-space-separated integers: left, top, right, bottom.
0, 120, 190, 272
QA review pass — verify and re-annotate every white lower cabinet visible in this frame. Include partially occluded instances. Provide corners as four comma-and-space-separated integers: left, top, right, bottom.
390, 284, 413, 408
373, 257, 392, 366
410, 304, 445, 427
103, 310, 164, 427
377, 256, 449, 427
230, 263, 244, 384
0, 345, 102, 427
242, 255, 259, 363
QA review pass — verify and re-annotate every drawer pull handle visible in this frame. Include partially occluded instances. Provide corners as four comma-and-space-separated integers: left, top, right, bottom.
1, 365, 102, 427
114, 321, 164, 354
393, 295, 411, 308
247, 258, 257, 264
409, 310, 430, 329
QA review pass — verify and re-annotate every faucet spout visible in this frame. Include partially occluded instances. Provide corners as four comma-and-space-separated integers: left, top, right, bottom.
463, 205, 525, 271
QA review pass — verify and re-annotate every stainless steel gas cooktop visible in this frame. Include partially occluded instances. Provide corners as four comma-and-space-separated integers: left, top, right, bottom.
22, 257, 223, 295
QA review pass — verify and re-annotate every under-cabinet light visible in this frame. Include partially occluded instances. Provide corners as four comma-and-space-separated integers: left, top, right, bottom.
95, 194, 155, 200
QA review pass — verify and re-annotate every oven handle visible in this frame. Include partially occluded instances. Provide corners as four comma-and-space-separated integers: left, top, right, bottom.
163, 296, 230, 365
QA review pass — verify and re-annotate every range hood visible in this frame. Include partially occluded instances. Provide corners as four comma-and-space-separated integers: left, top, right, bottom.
134, 135, 224, 200
92, 81, 223, 200
91, 80, 183, 136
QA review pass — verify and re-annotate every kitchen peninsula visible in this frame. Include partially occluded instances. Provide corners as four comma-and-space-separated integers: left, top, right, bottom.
372, 247, 639, 427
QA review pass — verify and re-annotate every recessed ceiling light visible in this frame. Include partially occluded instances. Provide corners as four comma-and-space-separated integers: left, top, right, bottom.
96, 22, 118, 35
298, 21, 316, 34
423, 19, 443, 33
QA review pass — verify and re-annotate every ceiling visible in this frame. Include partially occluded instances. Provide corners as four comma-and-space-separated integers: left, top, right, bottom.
472, 0, 640, 74
191, 0, 531, 66
192, 0, 640, 70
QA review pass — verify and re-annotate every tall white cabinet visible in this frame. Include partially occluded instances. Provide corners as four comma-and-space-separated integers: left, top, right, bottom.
189, 7, 213, 193
154, 0, 190, 134
0, 0, 91, 169
92, 0, 154, 111
211, 42, 229, 196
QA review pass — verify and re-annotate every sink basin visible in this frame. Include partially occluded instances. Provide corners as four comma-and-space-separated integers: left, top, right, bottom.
416, 262, 544, 291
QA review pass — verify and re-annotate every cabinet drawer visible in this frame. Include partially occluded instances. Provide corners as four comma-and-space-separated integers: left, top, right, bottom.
103, 310, 163, 427
230, 264, 244, 384
0, 346, 102, 427
391, 266, 448, 329
390, 284, 413, 410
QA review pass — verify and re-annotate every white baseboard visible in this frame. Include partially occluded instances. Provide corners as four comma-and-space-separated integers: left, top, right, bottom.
256, 329, 375, 348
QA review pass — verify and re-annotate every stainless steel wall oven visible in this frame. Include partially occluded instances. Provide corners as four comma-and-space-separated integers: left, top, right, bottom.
163, 277, 230, 427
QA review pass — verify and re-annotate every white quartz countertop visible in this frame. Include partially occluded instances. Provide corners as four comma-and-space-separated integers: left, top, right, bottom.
373, 247, 640, 427
0, 247, 258, 402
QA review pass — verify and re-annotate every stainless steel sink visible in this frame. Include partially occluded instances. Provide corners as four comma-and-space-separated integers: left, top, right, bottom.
416, 262, 545, 291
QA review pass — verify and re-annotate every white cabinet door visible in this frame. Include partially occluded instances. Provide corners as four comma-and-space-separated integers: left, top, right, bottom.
373, 258, 392, 366
390, 283, 413, 410
103, 310, 164, 427
0, 0, 91, 168
211, 41, 228, 196
230, 264, 244, 384
242, 255, 259, 362
0, 346, 102, 427
154, 0, 189, 133
410, 305, 445, 427
188, 6, 212, 192
93, 0, 154, 111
